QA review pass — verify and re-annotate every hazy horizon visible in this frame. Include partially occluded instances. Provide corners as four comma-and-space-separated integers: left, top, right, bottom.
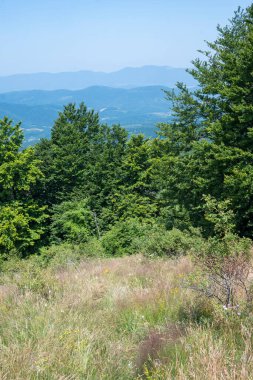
0, 0, 252, 76
0, 65, 187, 77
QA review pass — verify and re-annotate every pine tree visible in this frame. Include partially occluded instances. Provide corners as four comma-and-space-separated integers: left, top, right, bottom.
156, 5, 253, 236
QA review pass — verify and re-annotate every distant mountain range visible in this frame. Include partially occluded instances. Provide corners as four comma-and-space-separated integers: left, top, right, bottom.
0, 86, 176, 145
0, 66, 196, 146
0, 66, 196, 93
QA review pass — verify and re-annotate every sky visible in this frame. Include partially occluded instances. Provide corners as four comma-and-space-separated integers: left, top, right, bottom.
0, 0, 252, 75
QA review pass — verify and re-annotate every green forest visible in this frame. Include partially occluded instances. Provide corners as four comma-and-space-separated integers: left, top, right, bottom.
1, 6, 253, 259
1, 5, 253, 379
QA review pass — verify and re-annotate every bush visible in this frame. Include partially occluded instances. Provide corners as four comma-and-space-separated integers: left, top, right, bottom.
188, 233, 253, 309
0, 239, 105, 276
186, 196, 253, 309
101, 219, 205, 258
38, 244, 83, 268
135, 226, 204, 257
101, 218, 148, 256
79, 238, 105, 258
39, 238, 105, 269
0, 255, 57, 298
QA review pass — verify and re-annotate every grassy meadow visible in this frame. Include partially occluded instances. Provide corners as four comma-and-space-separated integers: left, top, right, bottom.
0, 250, 253, 380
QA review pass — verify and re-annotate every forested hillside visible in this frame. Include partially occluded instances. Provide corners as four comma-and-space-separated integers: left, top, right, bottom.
1, 5, 253, 379
1, 5, 253, 257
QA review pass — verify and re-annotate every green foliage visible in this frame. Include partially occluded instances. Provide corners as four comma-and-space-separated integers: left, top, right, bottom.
0, 201, 47, 260
1, 4, 253, 262
102, 219, 202, 258
0, 118, 47, 259
135, 225, 203, 257
201, 195, 252, 260
38, 239, 105, 269
114, 135, 157, 220
37, 103, 101, 204
101, 218, 148, 256
0, 238, 105, 273
177, 297, 215, 325
155, 5, 253, 237
188, 202, 252, 308
0, 117, 23, 162
203, 195, 236, 237
50, 199, 95, 244
35, 103, 128, 212
79, 237, 105, 258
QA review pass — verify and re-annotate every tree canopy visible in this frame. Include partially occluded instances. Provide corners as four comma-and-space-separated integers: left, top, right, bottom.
155, 5, 253, 236
0, 5, 253, 260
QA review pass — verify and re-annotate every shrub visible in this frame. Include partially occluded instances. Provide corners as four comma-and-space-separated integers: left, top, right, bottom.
190, 233, 253, 308
0, 239, 105, 277
79, 238, 105, 258
101, 218, 148, 256
102, 220, 204, 258
39, 239, 105, 269
39, 244, 83, 268
0, 255, 57, 298
187, 196, 253, 309
135, 226, 204, 257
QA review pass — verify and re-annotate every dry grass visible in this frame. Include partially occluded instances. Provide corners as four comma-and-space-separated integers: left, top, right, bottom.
0, 254, 252, 379
141, 325, 253, 380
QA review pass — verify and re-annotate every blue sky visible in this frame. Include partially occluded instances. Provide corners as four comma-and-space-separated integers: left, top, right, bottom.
0, 0, 251, 75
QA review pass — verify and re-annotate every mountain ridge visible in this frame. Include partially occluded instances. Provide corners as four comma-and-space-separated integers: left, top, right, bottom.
0, 66, 196, 93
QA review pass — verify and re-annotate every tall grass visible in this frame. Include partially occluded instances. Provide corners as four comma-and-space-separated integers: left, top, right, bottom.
0, 253, 252, 379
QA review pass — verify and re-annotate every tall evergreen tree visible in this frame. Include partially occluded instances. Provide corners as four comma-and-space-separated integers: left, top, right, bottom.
156, 5, 253, 236
35, 103, 129, 231
111, 134, 157, 221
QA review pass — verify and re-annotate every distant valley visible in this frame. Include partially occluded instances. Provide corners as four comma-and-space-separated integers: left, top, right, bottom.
0, 86, 174, 145
0, 66, 195, 145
